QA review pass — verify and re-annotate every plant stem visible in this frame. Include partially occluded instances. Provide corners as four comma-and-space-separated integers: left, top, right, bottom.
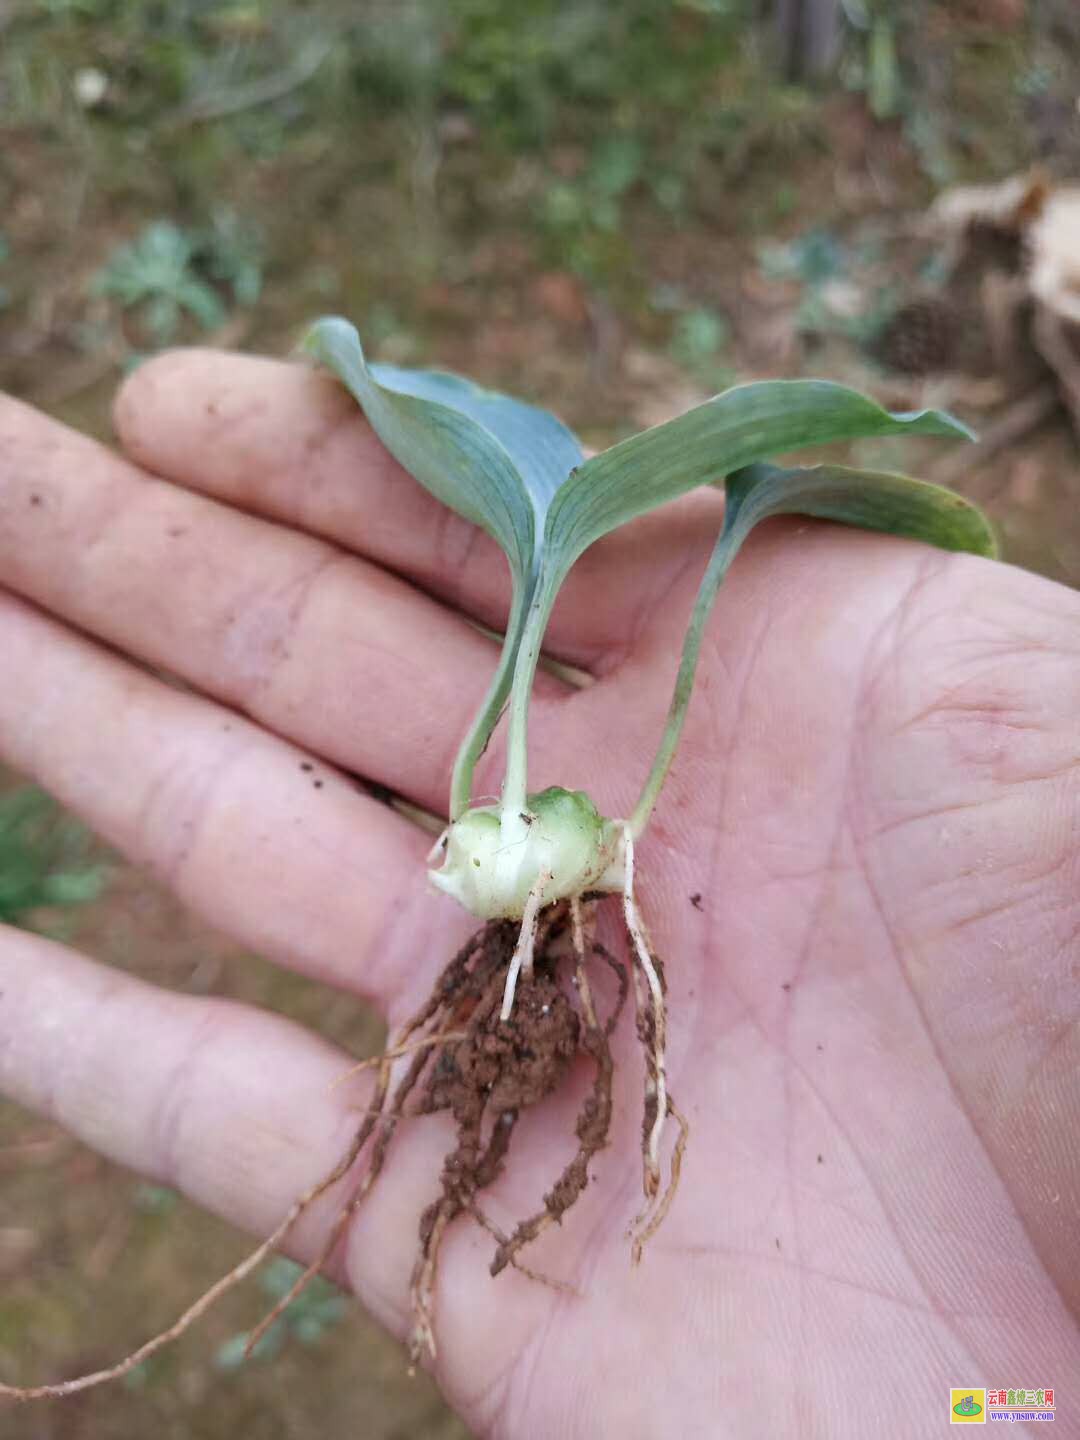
449, 586, 529, 820
628, 520, 740, 837
500, 579, 557, 815
504, 511, 739, 833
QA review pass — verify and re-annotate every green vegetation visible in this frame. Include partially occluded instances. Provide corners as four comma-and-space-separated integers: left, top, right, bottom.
92, 212, 262, 351
0, 0, 1052, 402
216, 1260, 348, 1369
0, 786, 105, 930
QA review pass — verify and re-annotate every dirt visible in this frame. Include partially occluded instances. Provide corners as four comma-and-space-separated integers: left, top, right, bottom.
9, 898, 648, 1398
273, 904, 632, 1369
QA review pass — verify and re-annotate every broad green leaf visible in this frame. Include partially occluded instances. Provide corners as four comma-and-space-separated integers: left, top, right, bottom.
502, 382, 974, 814
724, 461, 998, 558
368, 360, 583, 513
304, 317, 585, 818
629, 461, 994, 834
543, 380, 973, 582
303, 317, 582, 580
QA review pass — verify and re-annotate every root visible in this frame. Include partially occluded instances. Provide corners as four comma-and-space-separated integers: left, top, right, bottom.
0, 926, 495, 1402
409, 1063, 503, 1364
468, 1202, 579, 1296
409, 1198, 453, 1367
239, 924, 519, 1362
0, 1123, 372, 1402
621, 827, 686, 1262
3, 874, 690, 1399
571, 896, 599, 1030
622, 829, 668, 1199
328, 1029, 467, 1092
243, 1032, 435, 1361
403, 900, 629, 1364
259, 913, 569, 1369
489, 898, 624, 1280
630, 1096, 689, 1265
247, 917, 526, 1363
499, 871, 549, 1021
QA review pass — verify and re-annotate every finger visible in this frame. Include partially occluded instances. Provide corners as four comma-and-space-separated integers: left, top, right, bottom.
0, 926, 454, 1371
0, 393, 566, 813
0, 926, 369, 1264
0, 925, 626, 1412
1, 918, 584, 1421
0, 590, 452, 1003
113, 348, 727, 670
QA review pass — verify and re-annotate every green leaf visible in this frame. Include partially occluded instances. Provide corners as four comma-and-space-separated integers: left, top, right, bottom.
215, 1322, 286, 1369
259, 1257, 306, 1301
629, 461, 995, 834
498, 381, 973, 814
370, 361, 583, 512
303, 317, 582, 581
724, 461, 998, 558
304, 329, 979, 824
39, 867, 107, 905
543, 380, 973, 583
304, 316, 585, 817
142, 292, 180, 345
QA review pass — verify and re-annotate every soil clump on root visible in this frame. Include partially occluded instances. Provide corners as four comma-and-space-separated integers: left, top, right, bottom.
378, 901, 628, 1363
0, 896, 685, 1402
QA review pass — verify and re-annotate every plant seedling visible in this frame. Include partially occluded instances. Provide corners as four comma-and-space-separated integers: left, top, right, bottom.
295, 320, 995, 1338
92, 214, 262, 351
0, 324, 995, 1401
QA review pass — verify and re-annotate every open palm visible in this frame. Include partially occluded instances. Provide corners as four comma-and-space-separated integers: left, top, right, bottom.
1, 352, 1077, 1436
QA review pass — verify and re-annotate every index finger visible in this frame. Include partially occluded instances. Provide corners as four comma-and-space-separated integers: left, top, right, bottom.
114, 349, 727, 671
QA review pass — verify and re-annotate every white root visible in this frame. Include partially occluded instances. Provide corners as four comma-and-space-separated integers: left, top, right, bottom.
621, 827, 668, 1195
409, 1205, 451, 1367
499, 872, 549, 1021
569, 896, 599, 1032
631, 1098, 689, 1265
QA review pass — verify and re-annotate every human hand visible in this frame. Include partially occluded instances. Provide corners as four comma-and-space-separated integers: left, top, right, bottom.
1, 352, 1077, 1435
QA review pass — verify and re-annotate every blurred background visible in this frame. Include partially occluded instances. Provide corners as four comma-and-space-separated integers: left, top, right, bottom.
2, 1, 1079, 1435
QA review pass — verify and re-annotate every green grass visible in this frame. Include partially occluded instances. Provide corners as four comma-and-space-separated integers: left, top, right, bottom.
0, 786, 105, 930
